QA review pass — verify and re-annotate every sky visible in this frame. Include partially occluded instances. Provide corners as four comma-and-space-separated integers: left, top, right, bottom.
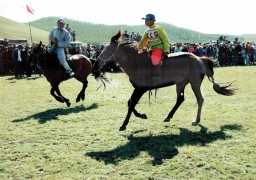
0, 0, 256, 35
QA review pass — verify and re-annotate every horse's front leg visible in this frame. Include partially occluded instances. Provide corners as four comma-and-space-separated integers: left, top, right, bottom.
76, 80, 88, 102
120, 88, 147, 131
128, 99, 147, 119
54, 86, 71, 107
50, 86, 65, 103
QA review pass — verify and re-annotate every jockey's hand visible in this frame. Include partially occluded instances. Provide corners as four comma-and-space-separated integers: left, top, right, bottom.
50, 36, 56, 43
50, 36, 58, 46
138, 49, 143, 54
54, 40, 58, 46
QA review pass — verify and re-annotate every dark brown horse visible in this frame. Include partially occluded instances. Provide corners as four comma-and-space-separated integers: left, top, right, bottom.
92, 31, 235, 131
29, 41, 92, 107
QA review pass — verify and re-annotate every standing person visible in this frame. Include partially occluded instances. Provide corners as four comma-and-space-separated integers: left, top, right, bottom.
71, 31, 76, 42
123, 30, 130, 40
49, 18, 74, 77
138, 13, 170, 81
13, 44, 24, 78
65, 23, 71, 33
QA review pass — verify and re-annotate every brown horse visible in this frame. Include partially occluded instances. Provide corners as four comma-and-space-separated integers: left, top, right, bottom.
29, 41, 92, 107
92, 31, 235, 131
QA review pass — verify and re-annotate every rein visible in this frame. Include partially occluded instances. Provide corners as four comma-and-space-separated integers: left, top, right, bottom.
30, 49, 45, 73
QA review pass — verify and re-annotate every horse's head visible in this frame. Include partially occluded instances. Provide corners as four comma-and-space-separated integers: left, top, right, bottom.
92, 31, 123, 79
28, 41, 45, 65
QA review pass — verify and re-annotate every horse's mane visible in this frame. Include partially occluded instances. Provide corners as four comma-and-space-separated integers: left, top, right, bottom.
112, 30, 139, 50
119, 41, 139, 53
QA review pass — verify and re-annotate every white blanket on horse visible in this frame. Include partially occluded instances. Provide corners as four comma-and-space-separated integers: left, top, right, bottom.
168, 52, 190, 58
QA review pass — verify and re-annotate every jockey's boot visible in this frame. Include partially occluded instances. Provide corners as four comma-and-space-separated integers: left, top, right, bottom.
152, 64, 161, 82
62, 61, 75, 77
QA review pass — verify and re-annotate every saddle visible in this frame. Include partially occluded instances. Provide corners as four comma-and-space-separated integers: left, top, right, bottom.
46, 52, 74, 71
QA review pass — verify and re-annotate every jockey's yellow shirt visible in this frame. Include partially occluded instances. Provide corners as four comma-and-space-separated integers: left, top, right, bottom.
138, 24, 170, 53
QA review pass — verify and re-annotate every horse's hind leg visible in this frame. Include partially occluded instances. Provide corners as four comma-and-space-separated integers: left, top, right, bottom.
190, 85, 204, 126
54, 86, 71, 107
76, 80, 88, 103
164, 82, 188, 122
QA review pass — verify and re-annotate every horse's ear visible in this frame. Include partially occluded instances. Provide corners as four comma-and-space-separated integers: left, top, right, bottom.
39, 41, 42, 47
111, 30, 122, 43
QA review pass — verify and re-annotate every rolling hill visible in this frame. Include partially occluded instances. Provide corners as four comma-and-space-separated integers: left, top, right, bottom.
0, 16, 49, 44
29, 17, 241, 44
1, 16, 255, 45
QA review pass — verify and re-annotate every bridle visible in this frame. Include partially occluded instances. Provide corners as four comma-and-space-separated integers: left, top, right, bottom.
97, 43, 120, 63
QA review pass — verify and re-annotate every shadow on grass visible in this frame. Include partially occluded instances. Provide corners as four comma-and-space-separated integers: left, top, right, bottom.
6, 76, 43, 81
25, 76, 44, 80
86, 124, 242, 166
12, 103, 98, 123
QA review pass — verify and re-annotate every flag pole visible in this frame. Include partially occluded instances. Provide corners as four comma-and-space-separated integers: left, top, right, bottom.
27, 13, 33, 44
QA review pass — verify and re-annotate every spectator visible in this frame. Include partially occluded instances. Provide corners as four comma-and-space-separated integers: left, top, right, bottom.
253, 44, 256, 65
3, 38, 8, 47
13, 44, 25, 78
134, 32, 142, 42
65, 23, 71, 33
71, 31, 76, 42
130, 32, 136, 41
197, 46, 204, 57
123, 30, 130, 40
174, 44, 182, 52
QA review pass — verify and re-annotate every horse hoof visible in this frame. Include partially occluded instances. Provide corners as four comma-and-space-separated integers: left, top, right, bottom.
66, 101, 71, 107
141, 114, 147, 119
119, 126, 126, 131
164, 118, 170, 122
76, 98, 80, 103
192, 121, 199, 126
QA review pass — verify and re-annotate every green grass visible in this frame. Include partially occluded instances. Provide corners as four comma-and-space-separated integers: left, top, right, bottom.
0, 66, 256, 179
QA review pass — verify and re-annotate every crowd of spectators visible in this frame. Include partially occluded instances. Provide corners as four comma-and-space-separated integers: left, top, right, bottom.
0, 40, 35, 77
169, 38, 255, 66
0, 34, 255, 77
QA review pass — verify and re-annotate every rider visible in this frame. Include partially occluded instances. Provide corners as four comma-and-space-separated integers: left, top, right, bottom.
49, 18, 75, 77
138, 13, 170, 81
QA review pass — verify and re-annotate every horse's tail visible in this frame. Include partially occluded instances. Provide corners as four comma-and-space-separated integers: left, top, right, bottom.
201, 57, 236, 96
91, 69, 109, 89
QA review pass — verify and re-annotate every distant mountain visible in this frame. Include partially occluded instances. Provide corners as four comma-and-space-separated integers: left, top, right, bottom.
1, 16, 254, 45
238, 34, 256, 42
29, 17, 245, 44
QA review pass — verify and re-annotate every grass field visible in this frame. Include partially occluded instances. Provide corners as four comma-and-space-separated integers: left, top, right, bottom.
0, 66, 255, 179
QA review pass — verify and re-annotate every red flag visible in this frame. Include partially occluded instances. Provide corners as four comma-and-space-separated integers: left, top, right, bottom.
26, 4, 34, 15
